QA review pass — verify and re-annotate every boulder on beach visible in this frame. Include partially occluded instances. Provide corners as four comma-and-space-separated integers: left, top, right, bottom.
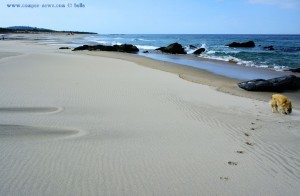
156, 43, 187, 54
226, 41, 255, 48
72, 44, 139, 53
238, 75, 300, 92
289, 68, 300, 73
193, 48, 206, 55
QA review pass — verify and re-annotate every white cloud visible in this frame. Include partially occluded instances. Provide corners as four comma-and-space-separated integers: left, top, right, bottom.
247, 0, 300, 9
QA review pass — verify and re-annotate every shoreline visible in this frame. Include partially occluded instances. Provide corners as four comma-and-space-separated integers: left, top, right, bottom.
139, 52, 300, 80
78, 50, 300, 110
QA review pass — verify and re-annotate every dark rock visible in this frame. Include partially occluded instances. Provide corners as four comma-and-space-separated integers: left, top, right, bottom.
289, 68, 300, 73
96, 45, 116, 51
73, 45, 90, 51
238, 79, 273, 91
73, 44, 139, 53
156, 43, 187, 54
114, 44, 139, 53
156, 47, 166, 51
263, 45, 274, 50
238, 75, 300, 92
226, 41, 255, 48
193, 48, 205, 55
269, 75, 300, 91
143, 50, 149, 53
59, 47, 71, 49
189, 45, 197, 49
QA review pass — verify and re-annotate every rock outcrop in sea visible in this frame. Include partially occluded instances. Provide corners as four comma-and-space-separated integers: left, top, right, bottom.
238, 75, 300, 92
226, 41, 255, 48
156, 43, 187, 54
73, 44, 139, 53
193, 48, 206, 55
263, 46, 275, 51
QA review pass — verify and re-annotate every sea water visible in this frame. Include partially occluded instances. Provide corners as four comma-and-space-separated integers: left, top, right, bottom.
84, 34, 300, 71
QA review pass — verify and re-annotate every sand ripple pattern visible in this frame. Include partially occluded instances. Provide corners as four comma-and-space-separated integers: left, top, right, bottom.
156, 93, 300, 185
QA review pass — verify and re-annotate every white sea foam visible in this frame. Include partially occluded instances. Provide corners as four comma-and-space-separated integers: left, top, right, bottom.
111, 41, 123, 45
273, 65, 290, 71
136, 45, 159, 50
186, 48, 197, 54
206, 50, 216, 54
94, 40, 109, 45
132, 38, 153, 42
201, 54, 240, 63
200, 54, 290, 71
185, 44, 207, 54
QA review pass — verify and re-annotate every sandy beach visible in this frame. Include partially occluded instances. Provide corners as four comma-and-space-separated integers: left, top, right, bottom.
0, 37, 300, 196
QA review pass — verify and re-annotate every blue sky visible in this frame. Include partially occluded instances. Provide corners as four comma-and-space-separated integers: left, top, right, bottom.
1, 0, 299, 34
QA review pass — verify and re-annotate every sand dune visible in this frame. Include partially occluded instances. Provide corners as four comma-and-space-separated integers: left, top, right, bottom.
0, 40, 299, 196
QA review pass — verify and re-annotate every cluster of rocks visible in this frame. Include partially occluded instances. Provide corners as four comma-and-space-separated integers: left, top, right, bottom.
156, 43, 186, 54
155, 43, 206, 55
238, 75, 300, 92
72, 44, 139, 53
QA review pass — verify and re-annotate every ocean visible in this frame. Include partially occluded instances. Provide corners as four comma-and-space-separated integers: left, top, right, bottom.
83, 34, 300, 70
50, 34, 300, 80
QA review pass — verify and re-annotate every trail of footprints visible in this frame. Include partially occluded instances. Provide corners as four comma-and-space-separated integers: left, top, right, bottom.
221, 102, 300, 182
220, 102, 260, 181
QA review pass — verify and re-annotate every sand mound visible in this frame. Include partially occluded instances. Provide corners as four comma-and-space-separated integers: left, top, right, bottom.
0, 124, 79, 140
0, 107, 61, 113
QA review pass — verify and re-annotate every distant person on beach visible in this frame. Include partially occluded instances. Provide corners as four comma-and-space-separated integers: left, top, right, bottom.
2, 35, 4, 40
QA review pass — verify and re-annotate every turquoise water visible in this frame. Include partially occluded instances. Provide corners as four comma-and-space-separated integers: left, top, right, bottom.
84, 34, 300, 71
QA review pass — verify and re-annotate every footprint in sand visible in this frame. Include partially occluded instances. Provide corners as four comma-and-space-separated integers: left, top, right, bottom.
228, 161, 238, 166
220, 177, 229, 181
246, 141, 254, 146
236, 151, 244, 154
244, 133, 250, 137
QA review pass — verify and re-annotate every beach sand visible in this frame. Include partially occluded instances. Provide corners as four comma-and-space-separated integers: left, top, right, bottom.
0, 38, 299, 196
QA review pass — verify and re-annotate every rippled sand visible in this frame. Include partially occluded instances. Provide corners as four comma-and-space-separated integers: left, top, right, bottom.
0, 38, 299, 196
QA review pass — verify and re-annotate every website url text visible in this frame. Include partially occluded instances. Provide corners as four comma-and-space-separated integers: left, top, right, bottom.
6, 3, 85, 8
